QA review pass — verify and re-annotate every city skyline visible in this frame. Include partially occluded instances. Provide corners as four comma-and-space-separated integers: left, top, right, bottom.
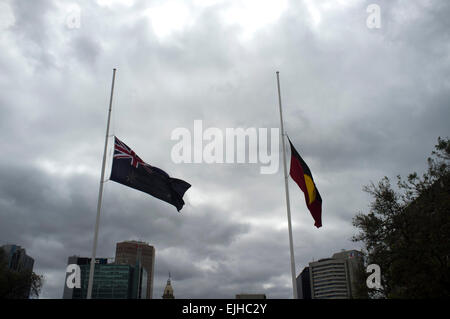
0, 0, 449, 298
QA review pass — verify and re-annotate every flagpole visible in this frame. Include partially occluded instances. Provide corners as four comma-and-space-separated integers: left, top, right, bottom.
87, 68, 117, 299
276, 71, 298, 299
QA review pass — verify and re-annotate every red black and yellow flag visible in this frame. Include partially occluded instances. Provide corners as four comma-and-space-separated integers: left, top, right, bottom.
288, 138, 322, 228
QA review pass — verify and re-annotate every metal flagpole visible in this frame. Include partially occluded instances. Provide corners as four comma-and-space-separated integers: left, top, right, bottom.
87, 68, 117, 299
276, 71, 298, 299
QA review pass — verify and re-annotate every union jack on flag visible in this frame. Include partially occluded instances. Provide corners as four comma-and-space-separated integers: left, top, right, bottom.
113, 137, 152, 173
109, 136, 191, 211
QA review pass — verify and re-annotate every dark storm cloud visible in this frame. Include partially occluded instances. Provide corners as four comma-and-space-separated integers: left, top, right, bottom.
0, 0, 449, 299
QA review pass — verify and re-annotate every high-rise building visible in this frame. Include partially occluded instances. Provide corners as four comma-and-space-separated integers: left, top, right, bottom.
331, 250, 365, 297
63, 256, 147, 299
296, 266, 311, 299
309, 249, 364, 299
1, 244, 35, 298
115, 241, 155, 299
1, 244, 34, 273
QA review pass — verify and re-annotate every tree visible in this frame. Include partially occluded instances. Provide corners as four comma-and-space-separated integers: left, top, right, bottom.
352, 137, 450, 298
0, 248, 44, 299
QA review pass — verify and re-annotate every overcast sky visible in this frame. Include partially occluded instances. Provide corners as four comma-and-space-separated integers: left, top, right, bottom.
0, 0, 449, 299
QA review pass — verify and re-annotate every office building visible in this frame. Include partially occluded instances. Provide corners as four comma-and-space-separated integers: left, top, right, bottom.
115, 241, 155, 299
309, 249, 364, 299
1, 244, 34, 273
331, 250, 365, 297
1, 244, 35, 298
63, 256, 147, 299
296, 266, 311, 299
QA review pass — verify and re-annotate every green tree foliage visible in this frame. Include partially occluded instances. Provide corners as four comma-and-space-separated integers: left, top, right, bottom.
352, 137, 450, 298
0, 248, 44, 299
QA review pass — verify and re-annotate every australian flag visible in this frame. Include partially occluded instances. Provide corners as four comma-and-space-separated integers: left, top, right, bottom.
110, 136, 191, 211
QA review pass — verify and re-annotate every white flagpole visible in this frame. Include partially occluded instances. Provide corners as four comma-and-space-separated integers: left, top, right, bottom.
87, 68, 117, 299
276, 71, 298, 299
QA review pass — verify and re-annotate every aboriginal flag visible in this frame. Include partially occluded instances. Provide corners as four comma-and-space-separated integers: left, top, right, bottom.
288, 138, 322, 228
110, 137, 191, 211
